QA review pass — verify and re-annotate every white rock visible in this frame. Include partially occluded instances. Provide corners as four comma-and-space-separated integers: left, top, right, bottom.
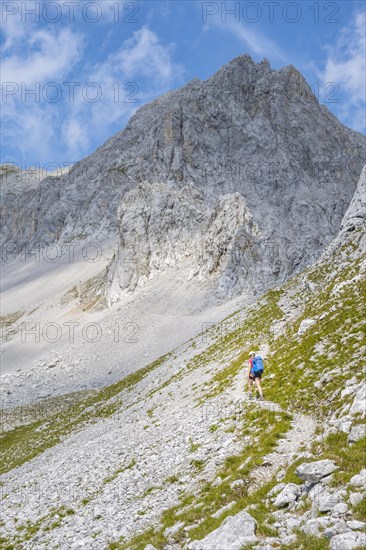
339, 420, 352, 434
345, 377, 358, 388
188, 510, 257, 549
268, 483, 286, 496
347, 520, 366, 530
308, 484, 342, 512
332, 502, 349, 515
212, 477, 222, 487
348, 492, 363, 506
342, 387, 356, 398
273, 483, 302, 507
280, 534, 297, 545
230, 479, 246, 490
320, 473, 334, 484
318, 494, 343, 513
349, 470, 366, 490
211, 501, 236, 519
348, 424, 365, 444
286, 517, 300, 532
323, 521, 349, 540
301, 517, 330, 536
297, 319, 317, 336
164, 521, 185, 538
296, 459, 338, 482
330, 531, 366, 550
350, 385, 366, 416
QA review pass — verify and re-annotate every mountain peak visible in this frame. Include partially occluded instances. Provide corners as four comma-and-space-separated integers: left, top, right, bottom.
1, 54, 365, 303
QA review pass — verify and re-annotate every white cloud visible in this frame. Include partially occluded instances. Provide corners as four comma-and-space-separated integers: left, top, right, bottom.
221, 21, 286, 61
1, 104, 59, 164
60, 26, 185, 159
61, 118, 90, 158
1, 20, 84, 164
319, 11, 365, 132
2, 28, 84, 83
112, 26, 183, 84
1, 21, 184, 164
202, 11, 286, 62
1, 0, 35, 53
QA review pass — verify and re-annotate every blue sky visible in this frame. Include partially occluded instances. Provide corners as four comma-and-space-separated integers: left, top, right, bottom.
1, 0, 365, 167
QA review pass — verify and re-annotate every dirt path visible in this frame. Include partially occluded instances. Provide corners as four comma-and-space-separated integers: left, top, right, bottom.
250, 412, 316, 487
230, 349, 317, 488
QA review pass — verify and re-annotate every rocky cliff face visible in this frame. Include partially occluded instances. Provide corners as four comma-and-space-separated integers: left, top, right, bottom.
1, 55, 365, 300
341, 165, 366, 232
107, 182, 263, 302
324, 165, 366, 258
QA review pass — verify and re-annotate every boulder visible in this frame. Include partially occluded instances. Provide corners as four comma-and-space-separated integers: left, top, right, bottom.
301, 517, 331, 536
314, 489, 343, 513
348, 424, 366, 444
211, 501, 236, 519
348, 492, 364, 506
330, 531, 366, 550
286, 517, 301, 532
295, 460, 338, 482
320, 473, 334, 485
349, 470, 366, 490
276, 469, 286, 481
332, 502, 349, 515
230, 479, 246, 491
323, 520, 349, 539
188, 510, 256, 549
347, 520, 366, 530
273, 483, 302, 507
350, 385, 366, 416
308, 484, 345, 512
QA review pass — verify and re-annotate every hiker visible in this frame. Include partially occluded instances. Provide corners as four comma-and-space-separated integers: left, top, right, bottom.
247, 351, 264, 400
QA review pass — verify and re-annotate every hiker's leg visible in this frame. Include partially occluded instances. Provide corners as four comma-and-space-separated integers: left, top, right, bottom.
255, 377, 263, 397
248, 377, 253, 397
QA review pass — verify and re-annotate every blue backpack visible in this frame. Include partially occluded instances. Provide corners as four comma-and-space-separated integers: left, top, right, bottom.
252, 355, 264, 374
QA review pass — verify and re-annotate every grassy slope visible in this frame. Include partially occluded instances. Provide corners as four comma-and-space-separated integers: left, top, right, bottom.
0, 353, 171, 475
1, 232, 365, 549
111, 234, 365, 549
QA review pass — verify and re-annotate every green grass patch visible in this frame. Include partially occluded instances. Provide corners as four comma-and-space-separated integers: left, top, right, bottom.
284, 529, 330, 549
0, 353, 171, 475
352, 495, 366, 522
320, 433, 366, 486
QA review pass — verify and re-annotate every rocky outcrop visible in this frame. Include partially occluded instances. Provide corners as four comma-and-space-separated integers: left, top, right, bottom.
188, 510, 257, 549
107, 183, 265, 302
295, 459, 338, 482
192, 193, 262, 299
341, 165, 366, 232
107, 181, 208, 302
